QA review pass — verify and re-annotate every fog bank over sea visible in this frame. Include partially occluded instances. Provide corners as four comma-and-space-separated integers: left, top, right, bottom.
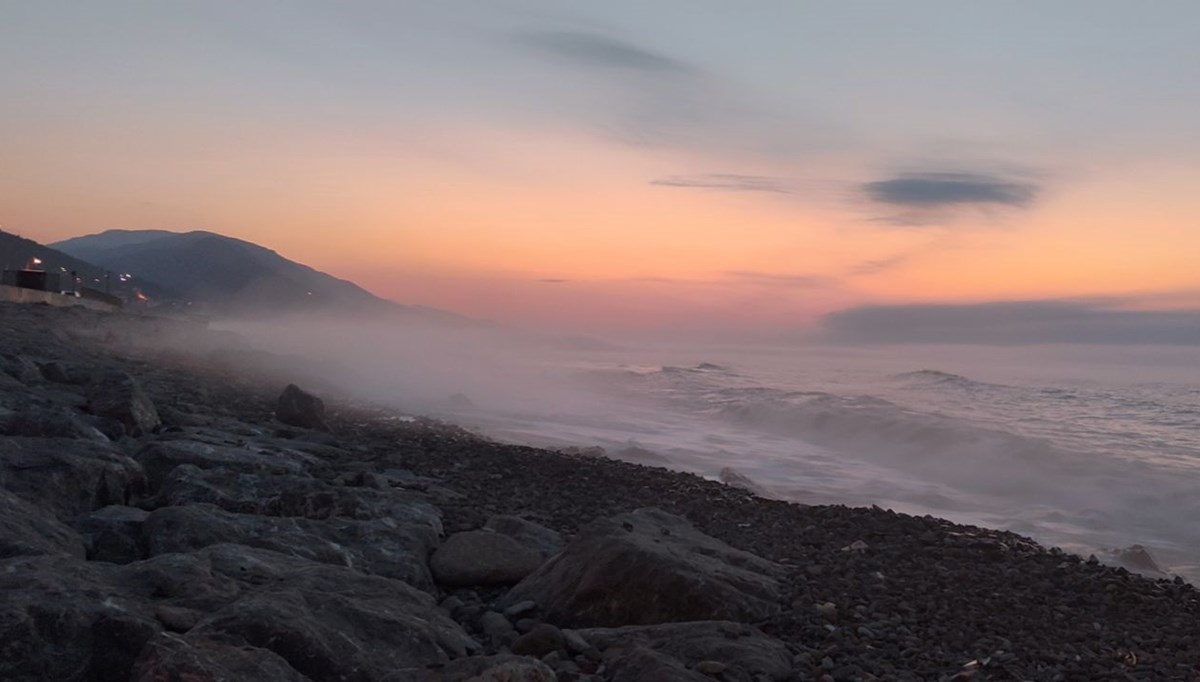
225, 317, 1200, 581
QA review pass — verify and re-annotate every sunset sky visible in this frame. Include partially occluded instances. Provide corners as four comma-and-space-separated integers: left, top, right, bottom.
3, 1, 1199, 333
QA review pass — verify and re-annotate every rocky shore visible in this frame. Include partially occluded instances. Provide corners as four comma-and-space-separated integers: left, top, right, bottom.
2, 301, 1199, 681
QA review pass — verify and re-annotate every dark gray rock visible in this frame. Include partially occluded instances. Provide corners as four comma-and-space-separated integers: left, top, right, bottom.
578, 621, 792, 682
484, 514, 564, 559
36, 360, 83, 385
86, 371, 161, 436
1, 354, 42, 384
190, 549, 476, 680
0, 488, 87, 559
411, 654, 556, 682
156, 465, 443, 531
275, 383, 328, 430
431, 530, 545, 586
0, 556, 161, 682
76, 505, 150, 563
131, 634, 308, 682
0, 438, 147, 521
133, 439, 317, 491
503, 508, 783, 627
512, 623, 566, 657
143, 503, 441, 591
0, 407, 110, 442
111, 552, 242, 612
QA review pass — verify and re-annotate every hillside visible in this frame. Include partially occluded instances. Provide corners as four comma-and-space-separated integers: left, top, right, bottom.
0, 229, 163, 300
52, 229, 427, 316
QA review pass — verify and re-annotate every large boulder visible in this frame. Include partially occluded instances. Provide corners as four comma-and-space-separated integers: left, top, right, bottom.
131, 635, 308, 682
86, 371, 161, 436
156, 465, 443, 530
0, 407, 110, 442
578, 621, 793, 682
0, 438, 147, 521
503, 508, 783, 627
484, 514, 564, 559
410, 654, 556, 681
143, 503, 441, 591
0, 489, 87, 559
188, 544, 478, 681
133, 439, 318, 491
430, 530, 545, 587
76, 505, 150, 563
276, 383, 328, 430
0, 556, 161, 682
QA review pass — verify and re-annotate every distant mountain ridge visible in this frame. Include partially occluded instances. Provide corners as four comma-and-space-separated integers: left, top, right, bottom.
51, 229, 455, 319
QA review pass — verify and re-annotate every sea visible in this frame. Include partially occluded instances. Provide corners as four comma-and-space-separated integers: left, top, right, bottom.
427, 341, 1200, 583
221, 320, 1200, 583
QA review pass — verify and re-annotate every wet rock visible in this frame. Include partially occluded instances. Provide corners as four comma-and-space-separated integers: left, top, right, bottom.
143, 503, 441, 590
76, 504, 150, 563
578, 621, 792, 682
718, 467, 769, 497
0, 556, 161, 682
275, 383, 328, 430
485, 514, 565, 558
1114, 544, 1165, 574
0, 488, 86, 559
504, 508, 784, 627
131, 634, 308, 682
133, 439, 317, 491
86, 370, 161, 436
0, 438, 147, 521
431, 530, 546, 586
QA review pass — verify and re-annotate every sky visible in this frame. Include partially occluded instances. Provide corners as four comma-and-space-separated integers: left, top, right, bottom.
2, 1, 1199, 336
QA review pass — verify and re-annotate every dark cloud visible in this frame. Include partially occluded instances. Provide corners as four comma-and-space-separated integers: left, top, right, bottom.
818, 300, 1200, 345
651, 174, 796, 195
515, 30, 692, 74
538, 278, 568, 284
864, 172, 1038, 208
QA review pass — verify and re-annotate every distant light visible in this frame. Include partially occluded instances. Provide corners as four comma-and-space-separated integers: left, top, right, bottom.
31, 257, 42, 265
306, 291, 313, 295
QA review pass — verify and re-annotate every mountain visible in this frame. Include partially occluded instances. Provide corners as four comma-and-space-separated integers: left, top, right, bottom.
51, 229, 423, 316
0, 229, 164, 300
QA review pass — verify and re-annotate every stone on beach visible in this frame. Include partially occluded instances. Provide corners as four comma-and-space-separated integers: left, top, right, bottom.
431, 529, 546, 587
275, 383, 328, 430
503, 507, 784, 627
86, 370, 161, 435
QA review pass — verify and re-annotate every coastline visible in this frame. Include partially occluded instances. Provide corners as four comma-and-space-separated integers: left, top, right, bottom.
2, 301, 1199, 681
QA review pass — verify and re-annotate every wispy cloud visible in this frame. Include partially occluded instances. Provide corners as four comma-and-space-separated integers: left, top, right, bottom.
845, 254, 911, 276
650, 173, 797, 195
724, 271, 837, 288
538, 278, 568, 283
514, 30, 693, 74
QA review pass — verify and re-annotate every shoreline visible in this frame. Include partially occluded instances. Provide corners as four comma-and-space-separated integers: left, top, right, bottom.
2, 301, 1199, 680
